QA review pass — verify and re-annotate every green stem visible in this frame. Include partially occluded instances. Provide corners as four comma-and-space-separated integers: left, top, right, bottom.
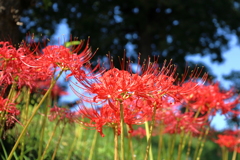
51, 122, 66, 160
177, 130, 185, 160
144, 104, 157, 160
221, 147, 225, 160
181, 131, 190, 151
38, 93, 52, 160
221, 146, 229, 160
7, 70, 63, 160
20, 87, 31, 160
6, 83, 17, 103
196, 127, 210, 160
40, 121, 60, 160
126, 125, 135, 160
225, 148, 229, 160
186, 133, 193, 160
232, 145, 238, 160
81, 128, 88, 160
0, 139, 8, 159
114, 126, 119, 160
66, 125, 82, 160
169, 133, 176, 160
120, 102, 125, 160
145, 121, 153, 160
88, 130, 98, 160
157, 122, 164, 160
193, 129, 204, 160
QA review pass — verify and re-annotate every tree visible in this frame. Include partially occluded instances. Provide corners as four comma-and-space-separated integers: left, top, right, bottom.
3, 0, 240, 70
19, 1, 240, 62
0, 0, 34, 45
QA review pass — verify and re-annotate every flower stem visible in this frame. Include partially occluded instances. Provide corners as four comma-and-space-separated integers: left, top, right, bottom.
51, 122, 66, 160
88, 130, 98, 160
37, 93, 51, 160
223, 147, 229, 160
144, 104, 157, 160
193, 129, 204, 160
126, 125, 135, 160
120, 102, 125, 160
66, 125, 82, 160
7, 70, 63, 160
145, 121, 153, 160
186, 133, 193, 160
169, 133, 177, 160
177, 130, 185, 160
196, 127, 210, 160
232, 145, 237, 160
40, 120, 60, 160
157, 122, 165, 160
114, 126, 119, 160
20, 87, 31, 160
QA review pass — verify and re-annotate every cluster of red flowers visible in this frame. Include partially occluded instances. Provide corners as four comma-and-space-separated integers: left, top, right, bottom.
0, 96, 20, 133
0, 39, 239, 155
71, 54, 240, 140
215, 130, 240, 153
48, 106, 75, 123
0, 39, 93, 89
72, 56, 218, 136
0, 40, 93, 134
129, 81, 240, 138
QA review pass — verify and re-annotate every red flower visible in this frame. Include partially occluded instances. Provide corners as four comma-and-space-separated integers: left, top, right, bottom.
0, 96, 20, 133
0, 39, 94, 89
32, 80, 68, 98
77, 99, 148, 137
48, 106, 75, 123
0, 41, 52, 88
131, 127, 146, 138
73, 59, 180, 105
41, 39, 94, 79
161, 111, 205, 135
72, 56, 208, 136
214, 134, 240, 153
180, 82, 239, 116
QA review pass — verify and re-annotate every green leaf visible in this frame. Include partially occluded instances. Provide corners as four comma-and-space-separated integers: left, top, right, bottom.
64, 41, 81, 48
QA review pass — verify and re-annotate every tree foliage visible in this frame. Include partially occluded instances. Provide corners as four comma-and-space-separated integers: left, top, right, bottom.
2, 0, 240, 69
18, 1, 240, 62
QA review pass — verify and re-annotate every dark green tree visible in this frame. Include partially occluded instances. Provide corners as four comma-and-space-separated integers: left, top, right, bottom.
17, 1, 240, 67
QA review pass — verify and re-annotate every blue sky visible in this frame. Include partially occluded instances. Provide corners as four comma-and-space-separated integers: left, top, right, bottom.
53, 21, 240, 130
186, 35, 240, 89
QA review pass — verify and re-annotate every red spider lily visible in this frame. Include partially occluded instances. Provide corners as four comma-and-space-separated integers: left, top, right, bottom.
48, 106, 75, 123
77, 104, 119, 137
0, 96, 20, 133
41, 39, 96, 79
161, 111, 206, 135
0, 39, 94, 89
131, 127, 146, 139
32, 80, 68, 98
130, 127, 158, 139
72, 55, 209, 137
0, 41, 52, 89
215, 135, 238, 148
180, 82, 239, 116
77, 98, 150, 137
72, 58, 179, 104
214, 131, 240, 153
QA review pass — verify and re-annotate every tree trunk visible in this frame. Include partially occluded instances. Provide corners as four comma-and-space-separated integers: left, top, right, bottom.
0, 0, 33, 45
